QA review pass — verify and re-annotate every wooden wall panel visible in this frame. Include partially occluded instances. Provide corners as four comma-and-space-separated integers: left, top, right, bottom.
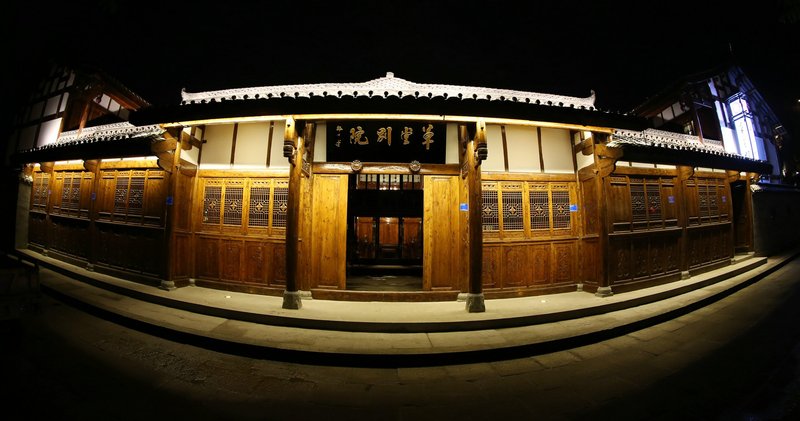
423, 176, 460, 290
173, 233, 191, 279
196, 236, 220, 279
481, 247, 501, 289
502, 245, 530, 288
270, 244, 286, 286
49, 216, 90, 258
244, 241, 267, 283
94, 223, 163, 275
28, 212, 48, 247
552, 243, 573, 283
531, 244, 551, 285
609, 232, 681, 285
310, 174, 348, 289
220, 239, 242, 281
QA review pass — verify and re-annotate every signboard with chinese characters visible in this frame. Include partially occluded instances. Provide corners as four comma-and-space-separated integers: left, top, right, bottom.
326, 121, 446, 164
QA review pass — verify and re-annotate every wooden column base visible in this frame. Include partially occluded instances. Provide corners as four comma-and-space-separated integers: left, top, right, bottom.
595, 286, 614, 297
465, 293, 485, 313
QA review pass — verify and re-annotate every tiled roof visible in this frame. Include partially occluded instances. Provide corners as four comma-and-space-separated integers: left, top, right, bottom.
20, 122, 164, 154
180, 72, 597, 110
609, 128, 747, 159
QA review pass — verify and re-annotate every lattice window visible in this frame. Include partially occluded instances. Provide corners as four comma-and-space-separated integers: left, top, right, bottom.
32, 173, 50, 210
114, 172, 130, 215
61, 172, 81, 212
223, 186, 243, 226
645, 181, 661, 221
248, 186, 271, 227
127, 173, 145, 217
272, 184, 288, 228
203, 185, 221, 225
502, 190, 524, 231
630, 183, 646, 222
552, 190, 571, 229
529, 189, 549, 230
481, 188, 499, 232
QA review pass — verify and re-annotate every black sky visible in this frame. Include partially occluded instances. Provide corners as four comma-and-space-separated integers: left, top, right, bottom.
7, 0, 800, 130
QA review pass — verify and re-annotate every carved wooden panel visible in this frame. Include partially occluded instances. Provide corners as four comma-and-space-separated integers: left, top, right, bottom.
481, 247, 501, 289
581, 238, 599, 286
552, 243, 573, 283
687, 224, 732, 268
220, 239, 242, 281
270, 244, 286, 286
502, 245, 529, 288
530, 244, 551, 286
310, 174, 348, 289
609, 231, 681, 285
244, 241, 266, 283
424, 176, 460, 290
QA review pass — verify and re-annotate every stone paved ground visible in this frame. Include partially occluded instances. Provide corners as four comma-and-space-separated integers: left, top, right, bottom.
2, 258, 800, 420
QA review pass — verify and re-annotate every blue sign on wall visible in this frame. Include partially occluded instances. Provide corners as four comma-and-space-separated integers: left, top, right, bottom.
460, 203, 468, 212
569, 204, 578, 212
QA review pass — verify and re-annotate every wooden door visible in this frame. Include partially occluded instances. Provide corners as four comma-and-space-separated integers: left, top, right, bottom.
310, 174, 348, 289
423, 175, 460, 290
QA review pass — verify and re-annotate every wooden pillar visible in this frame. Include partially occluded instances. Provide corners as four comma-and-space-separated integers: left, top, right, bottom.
283, 117, 303, 309
83, 159, 101, 272
461, 121, 486, 312
593, 136, 621, 297
39, 161, 55, 255
155, 129, 182, 291
676, 165, 693, 279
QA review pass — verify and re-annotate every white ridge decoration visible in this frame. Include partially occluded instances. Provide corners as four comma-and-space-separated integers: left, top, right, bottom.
180, 72, 597, 110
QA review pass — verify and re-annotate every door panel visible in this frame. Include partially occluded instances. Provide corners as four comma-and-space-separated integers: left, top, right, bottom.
310, 174, 348, 288
423, 176, 460, 290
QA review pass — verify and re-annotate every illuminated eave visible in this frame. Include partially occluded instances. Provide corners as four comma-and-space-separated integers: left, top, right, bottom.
164, 113, 616, 134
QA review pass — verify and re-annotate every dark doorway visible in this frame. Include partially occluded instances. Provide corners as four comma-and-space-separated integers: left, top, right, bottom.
346, 174, 423, 291
730, 180, 751, 252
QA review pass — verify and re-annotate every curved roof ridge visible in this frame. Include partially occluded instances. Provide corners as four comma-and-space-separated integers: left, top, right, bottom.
180, 72, 596, 110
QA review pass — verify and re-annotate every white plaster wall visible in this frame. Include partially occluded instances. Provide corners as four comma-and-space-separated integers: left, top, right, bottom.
483, 124, 505, 172
540, 127, 573, 173
234, 122, 269, 168
505, 125, 540, 172
445, 123, 459, 164
200, 123, 234, 167
269, 120, 289, 169
314, 122, 327, 162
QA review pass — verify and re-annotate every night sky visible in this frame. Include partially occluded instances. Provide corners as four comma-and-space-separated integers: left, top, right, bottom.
7, 1, 800, 132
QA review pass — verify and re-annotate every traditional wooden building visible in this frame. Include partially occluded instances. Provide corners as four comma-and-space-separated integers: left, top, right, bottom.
11, 70, 774, 312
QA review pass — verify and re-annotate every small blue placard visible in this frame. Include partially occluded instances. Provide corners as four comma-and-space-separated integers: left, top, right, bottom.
722, 196, 727, 203
91, 192, 96, 201
166, 196, 174, 206
569, 204, 578, 212
459, 203, 468, 212
668, 195, 675, 204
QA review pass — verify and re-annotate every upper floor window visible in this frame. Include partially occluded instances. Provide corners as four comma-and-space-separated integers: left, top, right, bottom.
727, 93, 762, 160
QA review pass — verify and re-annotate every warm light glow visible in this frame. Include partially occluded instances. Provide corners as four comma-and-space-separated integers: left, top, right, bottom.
168, 113, 614, 134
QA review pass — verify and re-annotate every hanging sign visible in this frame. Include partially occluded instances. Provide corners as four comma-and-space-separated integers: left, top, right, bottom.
326, 120, 446, 164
